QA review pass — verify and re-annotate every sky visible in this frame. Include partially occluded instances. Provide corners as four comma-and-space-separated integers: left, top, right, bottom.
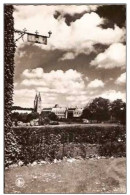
13, 4, 126, 108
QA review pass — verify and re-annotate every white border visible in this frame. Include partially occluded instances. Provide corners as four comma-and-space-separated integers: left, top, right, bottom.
0, 1, 129, 195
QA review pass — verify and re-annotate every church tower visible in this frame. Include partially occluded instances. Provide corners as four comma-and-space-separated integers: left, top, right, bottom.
34, 93, 38, 112
37, 92, 42, 114
34, 92, 42, 114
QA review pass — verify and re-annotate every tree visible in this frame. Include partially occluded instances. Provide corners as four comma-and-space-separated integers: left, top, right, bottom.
41, 111, 58, 121
110, 99, 126, 124
27, 112, 39, 122
82, 97, 111, 122
48, 112, 58, 121
82, 107, 91, 119
39, 115, 50, 125
11, 112, 40, 123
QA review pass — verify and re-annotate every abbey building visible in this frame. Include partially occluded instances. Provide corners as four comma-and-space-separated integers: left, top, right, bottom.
34, 93, 83, 119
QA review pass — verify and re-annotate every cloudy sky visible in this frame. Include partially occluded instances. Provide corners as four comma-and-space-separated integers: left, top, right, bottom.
13, 4, 126, 108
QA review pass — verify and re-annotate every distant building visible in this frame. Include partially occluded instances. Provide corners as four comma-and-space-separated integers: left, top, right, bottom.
34, 93, 83, 119
67, 108, 76, 119
42, 108, 52, 114
52, 104, 67, 119
34, 92, 42, 114
12, 109, 32, 114
73, 107, 83, 118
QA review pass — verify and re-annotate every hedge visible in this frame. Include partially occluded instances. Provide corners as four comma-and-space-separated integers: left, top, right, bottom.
11, 125, 126, 165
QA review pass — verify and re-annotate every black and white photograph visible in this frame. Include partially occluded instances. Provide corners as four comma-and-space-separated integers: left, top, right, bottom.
4, 3, 126, 193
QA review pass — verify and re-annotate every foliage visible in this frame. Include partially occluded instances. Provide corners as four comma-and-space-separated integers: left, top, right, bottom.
4, 5, 21, 167
82, 97, 126, 124
39, 116, 50, 125
41, 111, 58, 121
82, 97, 111, 122
48, 112, 58, 121
110, 99, 126, 124
11, 125, 126, 166
12, 106, 33, 111
11, 112, 39, 123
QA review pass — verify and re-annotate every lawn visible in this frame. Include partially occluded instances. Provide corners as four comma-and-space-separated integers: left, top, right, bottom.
5, 157, 126, 193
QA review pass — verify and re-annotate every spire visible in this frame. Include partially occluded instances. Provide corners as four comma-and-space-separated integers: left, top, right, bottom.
34, 92, 42, 113
35, 93, 38, 100
38, 92, 41, 101
34, 93, 38, 112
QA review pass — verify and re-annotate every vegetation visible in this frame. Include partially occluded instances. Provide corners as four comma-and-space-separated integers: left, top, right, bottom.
9, 124, 126, 166
82, 97, 126, 124
11, 111, 58, 125
11, 112, 39, 124
41, 111, 58, 121
110, 99, 126, 124
11, 97, 126, 126
4, 5, 20, 167
5, 158, 126, 193
12, 106, 33, 111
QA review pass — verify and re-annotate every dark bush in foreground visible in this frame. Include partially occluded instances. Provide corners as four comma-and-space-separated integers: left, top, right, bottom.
10, 125, 126, 166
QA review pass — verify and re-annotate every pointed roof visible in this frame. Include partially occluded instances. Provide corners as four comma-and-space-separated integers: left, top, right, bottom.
38, 92, 41, 101
35, 93, 38, 100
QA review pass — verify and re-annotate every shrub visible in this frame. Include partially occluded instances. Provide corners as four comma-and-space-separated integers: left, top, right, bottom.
11, 125, 126, 165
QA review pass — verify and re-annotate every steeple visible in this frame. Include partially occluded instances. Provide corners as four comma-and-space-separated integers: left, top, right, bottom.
34, 93, 38, 112
38, 92, 41, 101
34, 92, 42, 114
35, 93, 38, 100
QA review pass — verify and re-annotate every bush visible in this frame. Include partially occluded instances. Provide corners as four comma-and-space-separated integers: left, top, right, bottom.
11, 125, 126, 165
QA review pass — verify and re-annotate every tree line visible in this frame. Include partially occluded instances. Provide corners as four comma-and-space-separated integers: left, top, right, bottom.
82, 97, 126, 124
11, 97, 126, 125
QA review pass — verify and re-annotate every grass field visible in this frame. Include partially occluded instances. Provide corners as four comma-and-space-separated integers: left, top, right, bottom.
5, 157, 126, 193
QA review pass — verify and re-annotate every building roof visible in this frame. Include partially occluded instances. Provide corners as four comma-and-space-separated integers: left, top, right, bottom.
68, 108, 76, 111
52, 107, 67, 112
42, 108, 52, 111
74, 108, 83, 111
12, 110, 32, 114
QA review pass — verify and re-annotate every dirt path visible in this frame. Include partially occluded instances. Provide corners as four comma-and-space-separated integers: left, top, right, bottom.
5, 158, 126, 193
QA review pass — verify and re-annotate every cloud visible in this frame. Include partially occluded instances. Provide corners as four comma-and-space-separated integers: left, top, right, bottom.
90, 43, 126, 69
14, 67, 126, 107
13, 89, 36, 107
14, 82, 18, 87
66, 94, 88, 106
59, 52, 76, 60
14, 6, 125, 58
22, 68, 44, 79
101, 90, 126, 102
85, 76, 89, 81
87, 79, 104, 88
21, 68, 85, 95
13, 5, 126, 108
115, 72, 126, 85
13, 88, 57, 108
15, 67, 89, 107
14, 5, 99, 19
57, 5, 99, 15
